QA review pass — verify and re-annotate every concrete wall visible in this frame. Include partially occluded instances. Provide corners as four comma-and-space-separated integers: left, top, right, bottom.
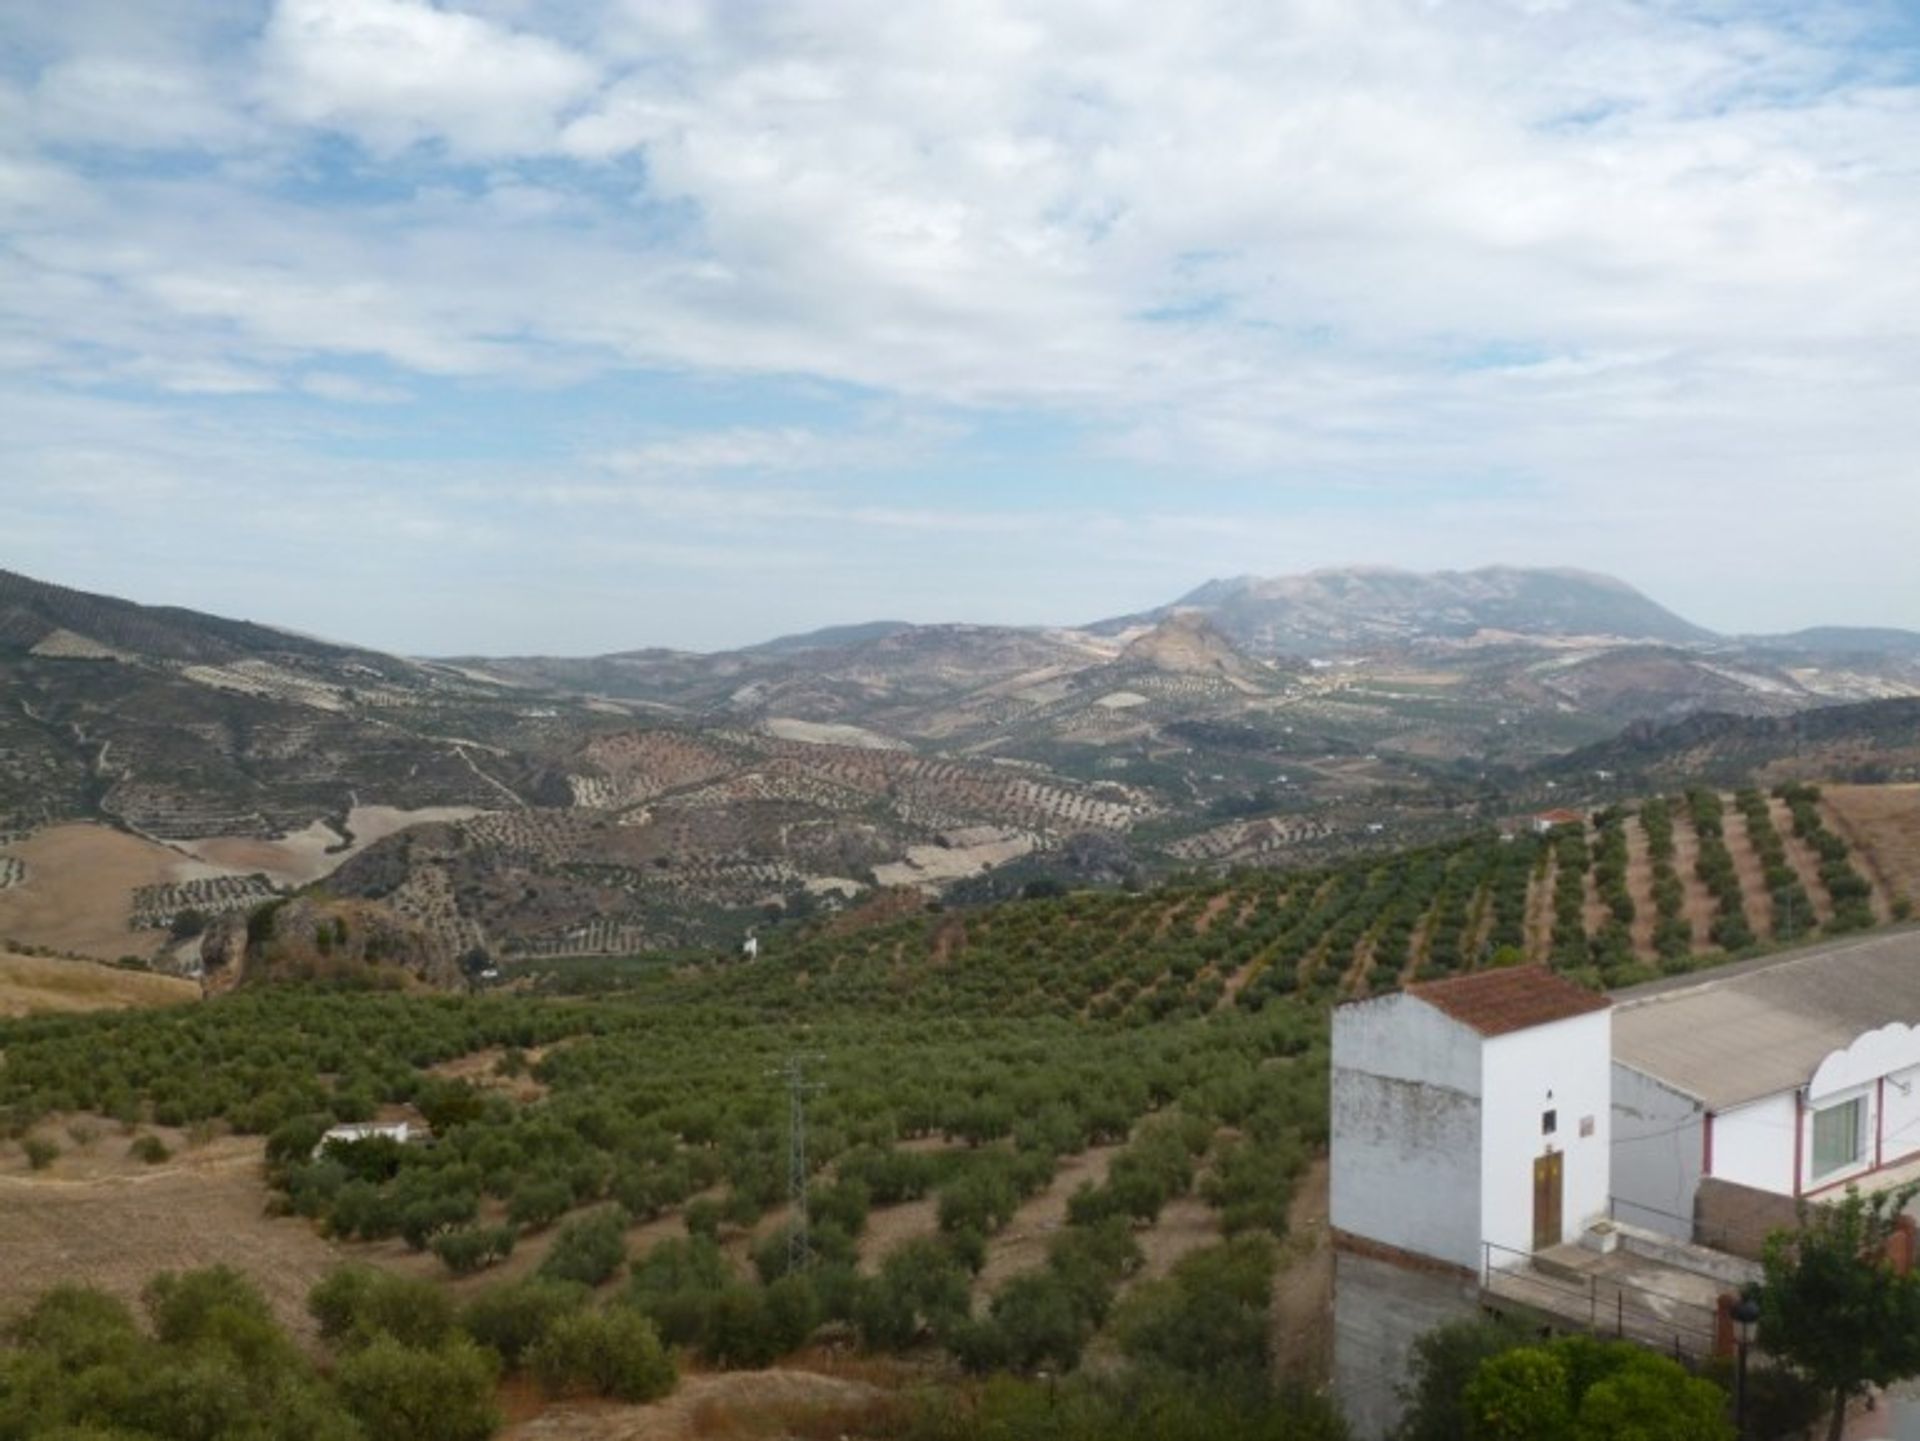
1611, 1063, 1704, 1238
1332, 994, 1484, 1271
1712, 1092, 1799, 1195
1479, 1008, 1612, 1262
1333, 1249, 1482, 1441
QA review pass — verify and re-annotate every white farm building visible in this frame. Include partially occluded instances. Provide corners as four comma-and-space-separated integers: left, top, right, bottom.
1612, 930, 1920, 1236
1330, 932, 1920, 1437
1332, 966, 1613, 1274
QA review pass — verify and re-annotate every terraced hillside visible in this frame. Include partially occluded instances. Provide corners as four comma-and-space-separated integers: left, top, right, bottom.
769, 782, 1908, 1014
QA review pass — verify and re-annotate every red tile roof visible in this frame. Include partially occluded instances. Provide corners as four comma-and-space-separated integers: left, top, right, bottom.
1408, 965, 1610, 1038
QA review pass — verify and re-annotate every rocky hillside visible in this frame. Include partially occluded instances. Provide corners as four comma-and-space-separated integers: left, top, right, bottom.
202, 896, 459, 991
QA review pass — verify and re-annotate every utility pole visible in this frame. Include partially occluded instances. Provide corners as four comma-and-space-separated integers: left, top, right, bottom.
773, 1054, 825, 1273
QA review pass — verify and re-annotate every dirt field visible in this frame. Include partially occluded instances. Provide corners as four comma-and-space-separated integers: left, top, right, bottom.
0, 1127, 343, 1340
0, 824, 197, 960
1826, 784, 1920, 913
0, 950, 197, 1016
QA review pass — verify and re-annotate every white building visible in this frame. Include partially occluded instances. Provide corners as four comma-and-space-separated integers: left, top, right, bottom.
1332, 966, 1613, 1274
313, 1120, 413, 1158
1611, 930, 1920, 1237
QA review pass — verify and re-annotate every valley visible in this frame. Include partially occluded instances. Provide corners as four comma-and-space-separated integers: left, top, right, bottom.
3, 564, 1917, 975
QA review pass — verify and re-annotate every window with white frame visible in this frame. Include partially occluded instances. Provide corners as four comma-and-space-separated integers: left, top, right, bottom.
1811, 1096, 1866, 1179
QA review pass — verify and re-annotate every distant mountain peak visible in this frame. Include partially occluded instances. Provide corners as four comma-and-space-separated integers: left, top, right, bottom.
1141, 564, 1713, 657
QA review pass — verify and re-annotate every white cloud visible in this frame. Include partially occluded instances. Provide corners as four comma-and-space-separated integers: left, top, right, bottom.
3, 0, 1920, 644
257, 0, 600, 156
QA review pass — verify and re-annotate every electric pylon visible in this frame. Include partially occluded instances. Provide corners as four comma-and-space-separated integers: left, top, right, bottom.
775, 1054, 825, 1272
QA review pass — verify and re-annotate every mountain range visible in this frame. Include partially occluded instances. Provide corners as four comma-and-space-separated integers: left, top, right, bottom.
1, 563, 1915, 970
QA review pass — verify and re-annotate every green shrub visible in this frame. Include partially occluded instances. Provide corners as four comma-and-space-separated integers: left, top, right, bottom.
334, 1334, 501, 1441
431, 1223, 517, 1275
527, 1306, 675, 1401
537, 1208, 629, 1287
463, 1277, 589, 1370
308, 1263, 456, 1351
22, 1136, 59, 1170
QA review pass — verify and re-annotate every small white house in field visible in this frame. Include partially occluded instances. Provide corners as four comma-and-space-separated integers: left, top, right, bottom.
313, 1121, 413, 1158
1332, 966, 1613, 1273
1611, 930, 1920, 1237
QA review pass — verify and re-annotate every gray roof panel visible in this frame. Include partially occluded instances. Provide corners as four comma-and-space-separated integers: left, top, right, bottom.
1610, 929, 1920, 1110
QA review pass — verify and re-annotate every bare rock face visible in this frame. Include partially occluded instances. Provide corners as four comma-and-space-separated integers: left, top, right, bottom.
203, 896, 458, 991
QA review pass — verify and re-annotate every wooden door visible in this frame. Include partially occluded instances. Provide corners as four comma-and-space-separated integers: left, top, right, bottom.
1532, 1152, 1563, 1251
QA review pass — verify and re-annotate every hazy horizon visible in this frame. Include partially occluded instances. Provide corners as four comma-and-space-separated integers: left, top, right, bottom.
7, 2, 1920, 653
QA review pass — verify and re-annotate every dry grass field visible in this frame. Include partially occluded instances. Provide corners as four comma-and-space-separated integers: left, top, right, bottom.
0, 1129, 343, 1341
0, 824, 188, 960
0, 950, 197, 1016
1825, 783, 1920, 909
502, 1367, 888, 1441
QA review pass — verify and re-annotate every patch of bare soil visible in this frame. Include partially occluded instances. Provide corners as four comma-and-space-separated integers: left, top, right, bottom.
856, 1196, 942, 1276
0, 824, 184, 961
973, 1143, 1124, 1298
1721, 809, 1777, 941
1622, 818, 1657, 956
1193, 891, 1236, 936
1825, 784, 1920, 917
503, 1367, 887, 1441
1769, 797, 1835, 924
0, 950, 197, 1016
1130, 1191, 1222, 1287
1271, 1160, 1332, 1386
428, 1045, 553, 1104
0, 1129, 343, 1341
1668, 817, 1719, 951
1522, 865, 1552, 962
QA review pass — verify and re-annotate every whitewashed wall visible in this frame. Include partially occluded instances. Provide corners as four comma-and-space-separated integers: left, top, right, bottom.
1332, 994, 1484, 1271
1611, 1063, 1704, 1238
1712, 1092, 1799, 1195
1882, 1065, 1920, 1163
1480, 1009, 1612, 1263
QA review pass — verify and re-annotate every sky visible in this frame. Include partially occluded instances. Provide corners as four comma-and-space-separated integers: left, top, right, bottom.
4, 0, 1919, 655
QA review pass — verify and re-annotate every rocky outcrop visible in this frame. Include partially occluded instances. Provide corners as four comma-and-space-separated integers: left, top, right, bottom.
201, 896, 460, 991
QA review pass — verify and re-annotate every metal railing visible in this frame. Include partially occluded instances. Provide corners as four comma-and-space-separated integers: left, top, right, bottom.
1479, 1240, 1721, 1359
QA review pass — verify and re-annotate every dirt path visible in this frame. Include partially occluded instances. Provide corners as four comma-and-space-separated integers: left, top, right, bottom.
972, 1143, 1124, 1298
1271, 1159, 1332, 1386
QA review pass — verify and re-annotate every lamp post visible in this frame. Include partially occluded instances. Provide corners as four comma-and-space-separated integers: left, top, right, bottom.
1732, 1294, 1762, 1438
